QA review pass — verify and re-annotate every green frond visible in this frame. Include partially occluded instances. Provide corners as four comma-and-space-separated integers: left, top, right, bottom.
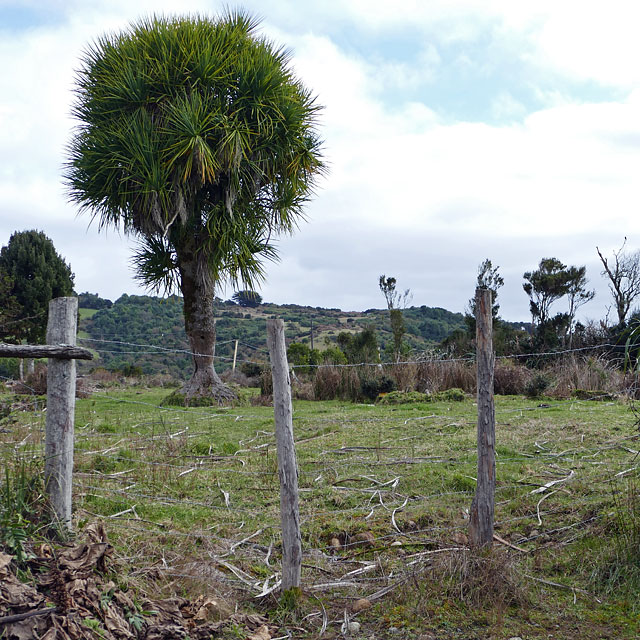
131, 236, 179, 295
66, 10, 324, 293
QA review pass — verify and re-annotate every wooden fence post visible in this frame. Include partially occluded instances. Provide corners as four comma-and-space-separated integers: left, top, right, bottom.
232, 339, 239, 372
44, 297, 78, 533
469, 288, 496, 548
266, 319, 302, 592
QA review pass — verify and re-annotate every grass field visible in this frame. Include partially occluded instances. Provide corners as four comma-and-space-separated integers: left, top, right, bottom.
1, 385, 640, 638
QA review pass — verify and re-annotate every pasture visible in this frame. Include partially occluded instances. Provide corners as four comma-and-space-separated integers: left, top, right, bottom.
1, 385, 639, 638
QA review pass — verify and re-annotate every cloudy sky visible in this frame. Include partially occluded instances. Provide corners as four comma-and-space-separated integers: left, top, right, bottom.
1, 0, 640, 322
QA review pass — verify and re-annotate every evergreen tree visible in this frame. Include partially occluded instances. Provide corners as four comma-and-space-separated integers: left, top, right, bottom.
232, 290, 263, 307
0, 230, 74, 343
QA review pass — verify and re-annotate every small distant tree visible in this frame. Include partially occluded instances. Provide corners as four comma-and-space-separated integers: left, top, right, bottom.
465, 259, 504, 335
523, 258, 593, 349
565, 266, 595, 346
597, 241, 640, 326
379, 275, 412, 362
0, 230, 75, 344
337, 328, 379, 364
523, 258, 570, 329
232, 290, 263, 307
469, 259, 503, 319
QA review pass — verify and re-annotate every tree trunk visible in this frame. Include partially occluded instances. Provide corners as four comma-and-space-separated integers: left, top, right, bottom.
178, 259, 236, 404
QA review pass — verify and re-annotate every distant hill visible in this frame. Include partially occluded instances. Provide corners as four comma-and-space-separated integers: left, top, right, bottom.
78, 294, 470, 379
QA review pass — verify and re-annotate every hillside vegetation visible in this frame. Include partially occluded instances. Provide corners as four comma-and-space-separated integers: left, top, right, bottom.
78, 294, 468, 378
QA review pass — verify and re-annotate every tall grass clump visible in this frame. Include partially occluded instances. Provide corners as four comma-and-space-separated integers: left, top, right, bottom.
386, 362, 418, 392
400, 548, 528, 620
416, 356, 475, 394
493, 359, 531, 395
0, 453, 47, 562
590, 478, 640, 606
549, 355, 626, 398
313, 365, 361, 401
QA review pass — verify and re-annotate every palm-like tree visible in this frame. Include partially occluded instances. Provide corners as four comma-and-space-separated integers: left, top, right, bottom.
66, 12, 324, 402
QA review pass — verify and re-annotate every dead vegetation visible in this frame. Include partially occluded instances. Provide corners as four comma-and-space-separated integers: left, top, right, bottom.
0, 523, 275, 640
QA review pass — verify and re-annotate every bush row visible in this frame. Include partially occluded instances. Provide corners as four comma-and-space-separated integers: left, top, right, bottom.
285, 354, 638, 402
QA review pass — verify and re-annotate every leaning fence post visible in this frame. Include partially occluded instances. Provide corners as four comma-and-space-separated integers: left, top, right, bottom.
469, 287, 496, 548
44, 296, 78, 533
266, 319, 302, 592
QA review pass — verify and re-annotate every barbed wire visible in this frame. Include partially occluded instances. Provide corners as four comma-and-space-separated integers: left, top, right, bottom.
75, 335, 624, 370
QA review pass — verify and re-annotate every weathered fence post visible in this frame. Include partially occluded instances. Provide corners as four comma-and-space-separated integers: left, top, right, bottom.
44, 297, 78, 533
266, 319, 302, 592
232, 339, 239, 372
469, 287, 496, 548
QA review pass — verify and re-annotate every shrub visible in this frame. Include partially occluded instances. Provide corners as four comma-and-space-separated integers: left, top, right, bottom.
121, 363, 143, 377
313, 366, 361, 401
525, 373, 550, 398
13, 364, 47, 395
360, 373, 396, 401
220, 369, 251, 387
0, 358, 19, 380
377, 391, 429, 405
434, 387, 466, 402
322, 347, 347, 365
240, 361, 264, 378
260, 368, 273, 396
88, 367, 121, 385
494, 360, 531, 395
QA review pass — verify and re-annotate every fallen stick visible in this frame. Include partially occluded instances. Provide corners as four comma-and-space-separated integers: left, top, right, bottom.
523, 573, 601, 602
391, 497, 409, 533
531, 470, 574, 494
493, 533, 529, 553
535, 489, 559, 526
0, 607, 58, 626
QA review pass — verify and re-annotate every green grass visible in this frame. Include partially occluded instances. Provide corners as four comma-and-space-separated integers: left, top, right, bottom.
1, 387, 639, 638
78, 307, 99, 320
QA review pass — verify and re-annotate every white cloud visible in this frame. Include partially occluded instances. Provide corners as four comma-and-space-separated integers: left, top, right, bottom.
491, 91, 527, 120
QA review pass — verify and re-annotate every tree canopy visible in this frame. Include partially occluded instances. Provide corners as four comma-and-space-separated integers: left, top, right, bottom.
523, 257, 594, 349
232, 290, 263, 307
0, 230, 74, 344
597, 241, 640, 326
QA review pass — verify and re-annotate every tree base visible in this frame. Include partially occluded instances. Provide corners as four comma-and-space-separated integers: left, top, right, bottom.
163, 370, 237, 407
162, 390, 236, 407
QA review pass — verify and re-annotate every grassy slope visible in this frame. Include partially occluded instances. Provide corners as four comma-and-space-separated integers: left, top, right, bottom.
2, 388, 639, 638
